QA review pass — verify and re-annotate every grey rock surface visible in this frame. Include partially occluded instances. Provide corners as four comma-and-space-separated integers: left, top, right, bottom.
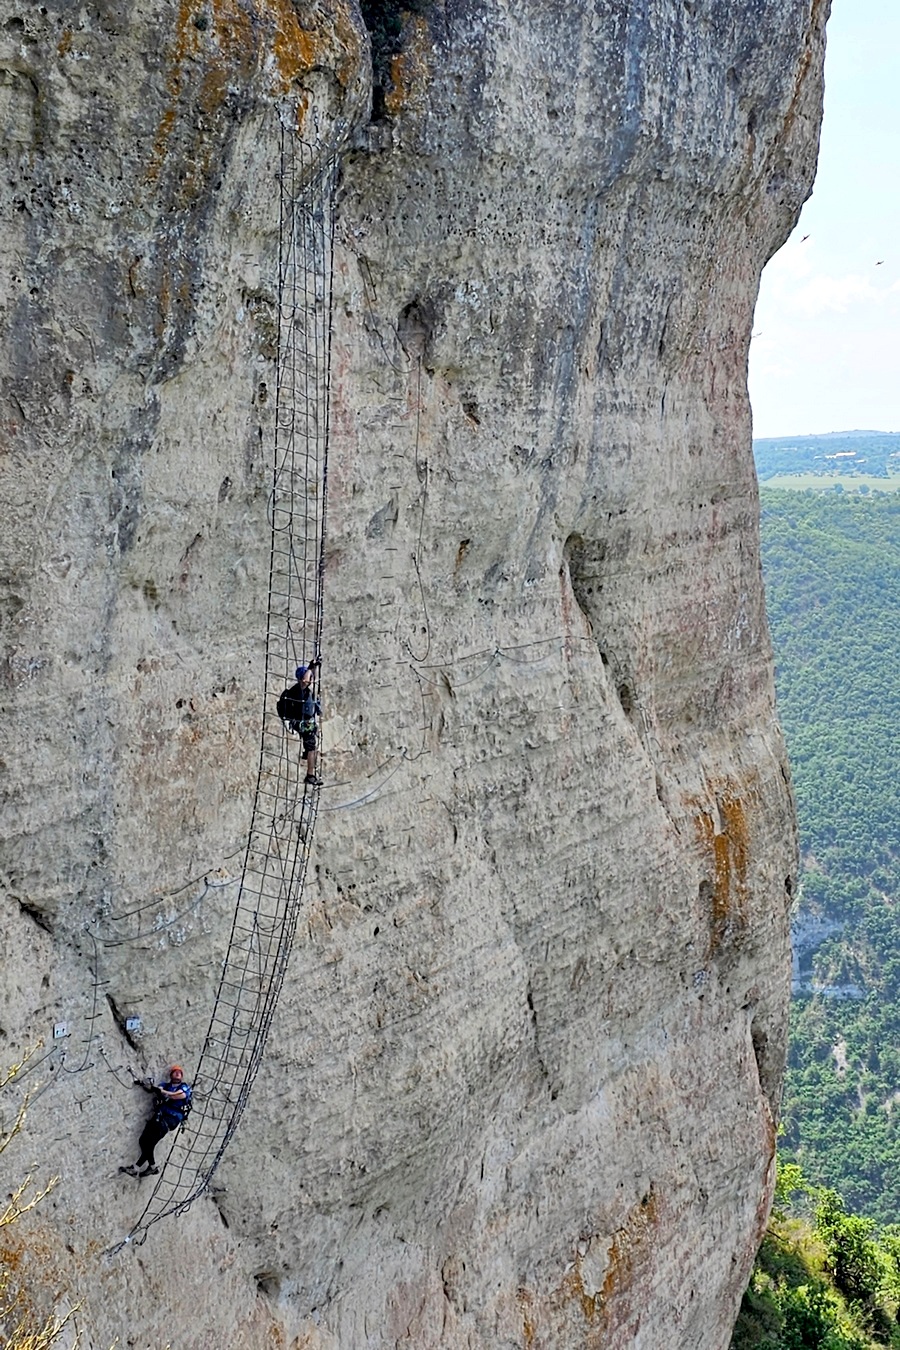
0, 1, 826, 1346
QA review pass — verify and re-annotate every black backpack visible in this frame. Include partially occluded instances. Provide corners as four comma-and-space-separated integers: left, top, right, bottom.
277, 684, 303, 732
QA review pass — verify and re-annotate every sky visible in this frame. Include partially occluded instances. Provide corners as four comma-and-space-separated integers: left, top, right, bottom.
748, 0, 900, 439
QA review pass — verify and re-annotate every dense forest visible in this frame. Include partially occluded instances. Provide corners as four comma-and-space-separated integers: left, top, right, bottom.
755, 431, 900, 482
732, 1161, 900, 1349
760, 489, 900, 1223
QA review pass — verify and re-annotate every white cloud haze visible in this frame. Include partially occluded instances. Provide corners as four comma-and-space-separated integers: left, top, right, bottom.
749, 0, 900, 438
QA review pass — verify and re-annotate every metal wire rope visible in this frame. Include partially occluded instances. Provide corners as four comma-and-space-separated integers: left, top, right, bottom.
109, 118, 339, 1251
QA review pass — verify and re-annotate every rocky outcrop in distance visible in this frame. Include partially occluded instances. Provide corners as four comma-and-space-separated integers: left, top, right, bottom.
0, 1, 827, 1346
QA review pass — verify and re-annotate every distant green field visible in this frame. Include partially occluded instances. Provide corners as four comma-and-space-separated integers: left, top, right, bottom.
761, 472, 900, 493
753, 431, 900, 484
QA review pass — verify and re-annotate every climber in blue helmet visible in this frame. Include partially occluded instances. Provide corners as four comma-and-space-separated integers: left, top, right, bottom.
276, 659, 322, 788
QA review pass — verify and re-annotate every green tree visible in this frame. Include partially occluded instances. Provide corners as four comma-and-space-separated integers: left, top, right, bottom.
815, 1190, 883, 1306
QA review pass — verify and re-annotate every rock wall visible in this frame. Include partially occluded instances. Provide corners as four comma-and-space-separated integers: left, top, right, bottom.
0, 1, 827, 1347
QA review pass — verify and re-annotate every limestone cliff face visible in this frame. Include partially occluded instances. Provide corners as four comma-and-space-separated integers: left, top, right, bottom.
0, 2, 825, 1347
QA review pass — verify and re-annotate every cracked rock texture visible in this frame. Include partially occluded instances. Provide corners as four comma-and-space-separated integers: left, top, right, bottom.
0, 1, 826, 1347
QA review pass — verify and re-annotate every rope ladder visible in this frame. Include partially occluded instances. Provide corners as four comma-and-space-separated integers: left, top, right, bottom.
116, 123, 338, 1247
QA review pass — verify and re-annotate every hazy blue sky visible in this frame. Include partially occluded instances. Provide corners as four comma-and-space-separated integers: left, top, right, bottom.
748, 0, 900, 438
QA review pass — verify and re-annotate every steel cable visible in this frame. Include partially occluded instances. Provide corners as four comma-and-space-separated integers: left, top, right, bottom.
110, 118, 338, 1250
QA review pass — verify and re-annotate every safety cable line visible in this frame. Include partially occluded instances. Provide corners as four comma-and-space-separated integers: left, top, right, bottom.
405, 357, 432, 664
101, 847, 244, 925
109, 117, 339, 1251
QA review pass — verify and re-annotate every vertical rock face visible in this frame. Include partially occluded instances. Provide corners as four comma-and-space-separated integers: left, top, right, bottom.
0, 2, 825, 1348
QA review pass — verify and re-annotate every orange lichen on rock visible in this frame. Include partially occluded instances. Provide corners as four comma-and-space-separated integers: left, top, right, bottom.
779, 0, 829, 149
145, 0, 206, 184
269, 0, 364, 95
145, 0, 256, 187
146, 0, 364, 188
558, 1263, 600, 1326
384, 14, 431, 119
691, 778, 756, 952
332, 1, 366, 86
552, 1190, 661, 1345
270, 0, 318, 88
517, 1285, 537, 1349
597, 1189, 660, 1315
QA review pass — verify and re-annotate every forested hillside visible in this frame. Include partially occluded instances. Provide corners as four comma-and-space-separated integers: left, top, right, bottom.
761, 489, 900, 1223
755, 432, 900, 483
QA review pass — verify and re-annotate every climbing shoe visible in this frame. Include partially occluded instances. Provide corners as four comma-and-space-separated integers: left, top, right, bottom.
304, 774, 323, 787
140, 1165, 159, 1177
119, 1164, 140, 1177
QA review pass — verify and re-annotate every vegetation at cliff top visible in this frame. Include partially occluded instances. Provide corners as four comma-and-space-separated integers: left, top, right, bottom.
759, 488, 900, 1224
732, 1160, 900, 1349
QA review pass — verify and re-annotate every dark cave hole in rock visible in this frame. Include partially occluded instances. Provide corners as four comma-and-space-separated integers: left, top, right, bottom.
397, 295, 436, 361
564, 532, 640, 715
255, 1270, 280, 1296
563, 530, 608, 625
360, 0, 432, 121
617, 682, 634, 718
18, 899, 53, 935
750, 1018, 771, 1101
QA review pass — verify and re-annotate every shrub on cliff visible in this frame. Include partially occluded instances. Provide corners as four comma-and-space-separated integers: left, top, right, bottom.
731, 1160, 900, 1349
0, 1048, 76, 1350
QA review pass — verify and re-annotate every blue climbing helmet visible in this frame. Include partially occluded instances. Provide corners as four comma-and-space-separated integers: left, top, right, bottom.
295, 665, 308, 680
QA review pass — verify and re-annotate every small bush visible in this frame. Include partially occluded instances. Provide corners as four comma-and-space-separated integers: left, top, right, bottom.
731, 1159, 900, 1349
0, 1047, 74, 1350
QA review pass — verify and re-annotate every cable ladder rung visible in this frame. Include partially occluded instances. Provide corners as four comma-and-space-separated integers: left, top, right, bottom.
126, 132, 336, 1245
